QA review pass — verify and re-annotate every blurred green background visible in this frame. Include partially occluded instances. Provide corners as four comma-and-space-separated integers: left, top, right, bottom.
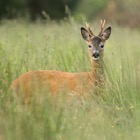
0, 0, 140, 27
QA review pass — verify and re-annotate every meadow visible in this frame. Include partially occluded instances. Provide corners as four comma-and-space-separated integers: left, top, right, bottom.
0, 19, 140, 140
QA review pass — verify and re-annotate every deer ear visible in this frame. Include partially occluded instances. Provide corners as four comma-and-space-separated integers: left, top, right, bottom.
102, 27, 111, 40
81, 27, 91, 41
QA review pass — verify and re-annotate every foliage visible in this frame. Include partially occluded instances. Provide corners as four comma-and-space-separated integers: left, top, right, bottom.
0, 0, 80, 20
75, 0, 108, 20
0, 0, 26, 19
0, 19, 140, 140
27, 0, 80, 20
101, 0, 140, 27
0, 0, 140, 26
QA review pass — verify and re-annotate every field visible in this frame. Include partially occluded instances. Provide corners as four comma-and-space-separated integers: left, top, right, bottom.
0, 19, 140, 140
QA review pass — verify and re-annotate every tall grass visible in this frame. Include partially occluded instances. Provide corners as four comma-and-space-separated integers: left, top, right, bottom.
0, 19, 140, 140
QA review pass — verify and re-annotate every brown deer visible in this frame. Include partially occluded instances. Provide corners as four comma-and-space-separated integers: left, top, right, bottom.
11, 20, 111, 102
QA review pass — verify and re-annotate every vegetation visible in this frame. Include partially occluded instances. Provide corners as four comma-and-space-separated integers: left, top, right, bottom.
0, 0, 79, 20
0, 19, 140, 140
0, 0, 139, 26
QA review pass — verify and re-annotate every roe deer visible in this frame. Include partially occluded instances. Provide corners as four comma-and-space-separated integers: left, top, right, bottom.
11, 20, 111, 102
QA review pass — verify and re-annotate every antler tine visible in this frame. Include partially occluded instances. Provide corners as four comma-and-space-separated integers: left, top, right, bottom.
86, 22, 94, 36
98, 19, 106, 37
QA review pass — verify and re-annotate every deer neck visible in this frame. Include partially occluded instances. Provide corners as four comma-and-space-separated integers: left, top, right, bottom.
90, 57, 105, 87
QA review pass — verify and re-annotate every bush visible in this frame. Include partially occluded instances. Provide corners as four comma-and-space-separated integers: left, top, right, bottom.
74, 0, 108, 20
0, 0, 79, 20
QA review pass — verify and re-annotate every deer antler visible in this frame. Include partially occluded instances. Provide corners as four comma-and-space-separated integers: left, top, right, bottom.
98, 19, 106, 37
86, 22, 94, 37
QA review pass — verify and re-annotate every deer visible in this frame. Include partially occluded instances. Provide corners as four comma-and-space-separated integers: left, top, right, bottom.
11, 20, 111, 103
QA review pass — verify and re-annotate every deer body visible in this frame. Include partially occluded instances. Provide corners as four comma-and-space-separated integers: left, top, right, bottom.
11, 70, 94, 96
11, 20, 111, 102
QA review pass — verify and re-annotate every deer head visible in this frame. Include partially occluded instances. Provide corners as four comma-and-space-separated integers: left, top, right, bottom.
81, 20, 111, 60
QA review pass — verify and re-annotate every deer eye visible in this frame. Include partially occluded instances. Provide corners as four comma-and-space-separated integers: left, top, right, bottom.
100, 45, 104, 48
88, 45, 92, 48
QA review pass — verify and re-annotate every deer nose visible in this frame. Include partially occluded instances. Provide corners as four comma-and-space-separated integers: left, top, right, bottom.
92, 52, 99, 58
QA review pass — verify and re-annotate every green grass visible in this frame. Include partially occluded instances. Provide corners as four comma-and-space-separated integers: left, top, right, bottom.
0, 19, 140, 140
